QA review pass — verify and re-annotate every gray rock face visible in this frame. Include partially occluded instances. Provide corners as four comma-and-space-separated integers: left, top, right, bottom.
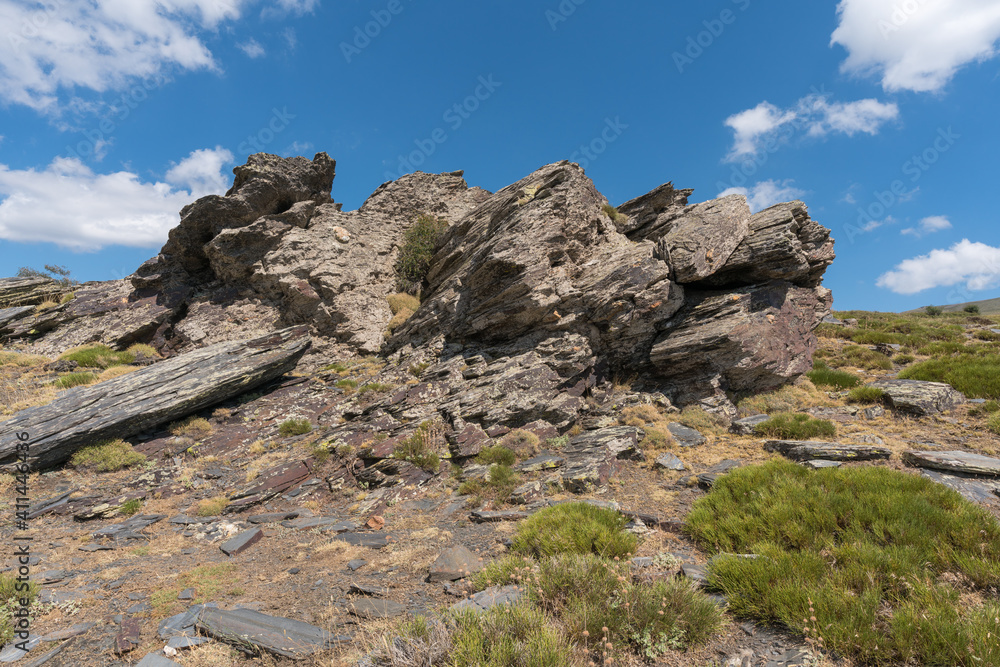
654, 452, 686, 471
220, 527, 263, 556
730, 414, 770, 436
869, 379, 965, 416
0, 277, 63, 307
451, 585, 523, 613
559, 427, 639, 492
667, 422, 707, 447
428, 545, 483, 582
903, 450, 1000, 477
650, 195, 751, 283
764, 440, 892, 462
0, 326, 310, 470
195, 607, 349, 658
699, 201, 835, 288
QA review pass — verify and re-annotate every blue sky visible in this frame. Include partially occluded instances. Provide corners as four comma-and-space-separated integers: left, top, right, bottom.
1, 0, 999, 312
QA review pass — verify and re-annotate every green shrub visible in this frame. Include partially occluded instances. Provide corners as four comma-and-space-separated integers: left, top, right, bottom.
395, 214, 449, 293
544, 435, 569, 449
357, 382, 393, 396
895, 353, 916, 365
457, 463, 520, 506
965, 305, 981, 314
899, 353, 1000, 399
753, 413, 836, 440
925, 305, 943, 316
846, 386, 888, 405
447, 603, 577, 667
119, 498, 143, 516
685, 460, 1000, 666
601, 203, 627, 224
806, 361, 861, 389
839, 345, 893, 370
512, 502, 637, 559
968, 400, 1000, 417
973, 330, 1000, 342
69, 439, 146, 472
335, 378, 358, 392
988, 412, 1000, 436
278, 418, 312, 437
53, 371, 97, 389
58, 343, 134, 369
476, 445, 516, 466
393, 421, 443, 472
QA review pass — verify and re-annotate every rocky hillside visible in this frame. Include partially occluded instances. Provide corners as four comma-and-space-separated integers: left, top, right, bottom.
4, 154, 999, 667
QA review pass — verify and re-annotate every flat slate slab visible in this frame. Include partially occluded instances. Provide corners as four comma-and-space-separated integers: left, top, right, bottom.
220, 527, 263, 556
654, 453, 686, 471
764, 440, 891, 462
903, 450, 1000, 477
347, 598, 405, 619
136, 654, 182, 667
0, 326, 310, 470
917, 469, 1000, 508
515, 453, 565, 472
730, 414, 769, 436
196, 607, 349, 658
428, 545, 483, 582
452, 585, 522, 613
280, 517, 357, 532
667, 422, 707, 447
330, 532, 391, 549
869, 378, 965, 416
93, 514, 166, 542
469, 510, 528, 523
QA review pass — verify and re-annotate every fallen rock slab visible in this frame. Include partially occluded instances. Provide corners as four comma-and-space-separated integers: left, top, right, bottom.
869, 379, 965, 416
0, 326, 311, 470
667, 422, 706, 447
136, 654, 182, 667
220, 528, 263, 556
428, 545, 483, 582
917, 469, 1000, 508
764, 440, 891, 462
452, 585, 522, 613
196, 607, 349, 658
470, 510, 528, 523
654, 453, 686, 471
730, 414, 769, 436
903, 450, 1000, 477
347, 598, 405, 619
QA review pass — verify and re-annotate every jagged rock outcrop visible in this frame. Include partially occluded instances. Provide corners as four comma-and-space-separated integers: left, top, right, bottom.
11, 153, 833, 417
0, 277, 64, 307
0, 327, 310, 470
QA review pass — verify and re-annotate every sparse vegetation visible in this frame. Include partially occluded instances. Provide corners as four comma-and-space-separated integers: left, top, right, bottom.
457, 463, 520, 507
69, 439, 146, 472
686, 460, 1000, 666
806, 361, 861, 389
194, 495, 229, 517
358, 382, 394, 396
17, 264, 76, 287
395, 214, 449, 293
619, 404, 661, 426
118, 498, 143, 516
511, 502, 637, 559
125, 343, 160, 359
925, 305, 943, 316
498, 429, 540, 458
846, 385, 888, 405
170, 416, 213, 439
52, 371, 97, 389
58, 343, 134, 369
393, 420, 444, 472
753, 412, 836, 440
278, 417, 312, 437
475, 445, 516, 467
0, 573, 38, 646
988, 412, 1000, 436
601, 202, 628, 225
899, 353, 1000, 399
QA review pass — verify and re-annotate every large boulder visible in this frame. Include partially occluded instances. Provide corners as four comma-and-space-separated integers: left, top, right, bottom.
869, 379, 965, 416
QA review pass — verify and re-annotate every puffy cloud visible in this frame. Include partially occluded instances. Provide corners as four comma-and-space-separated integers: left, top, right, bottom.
831, 0, 1000, 92
0, 148, 233, 251
718, 179, 805, 214
165, 146, 234, 198
876, 239, 1000, 294
901, 215, 952, 237
239, 39, 266, 59
724, 95, 898, 161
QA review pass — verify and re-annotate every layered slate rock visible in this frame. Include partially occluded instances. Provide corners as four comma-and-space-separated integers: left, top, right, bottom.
0, 277, 63, 307
0, 327, 310, 470
452, 585, 523, 613
667, 422, 706, 447
903, 450, 1000, 477
428, 545, 483, 582
699, 201, 835, 288
764, 440, 891, 462
869, 379, 965, 416
559, 426, 640, 492
195, 607, 349, 658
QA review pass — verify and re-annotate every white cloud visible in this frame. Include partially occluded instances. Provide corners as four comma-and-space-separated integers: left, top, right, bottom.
282, 141, 314, 157
165, 146, 234, 198
877, 239, 1000, 294
718, 179, 805, 214
831, 0, 1000, 92
0, 148, 233, 251
239, 39, 266, 59
901, 215, 952, 237
282, 27, 298, 50
724, 95, 898, 161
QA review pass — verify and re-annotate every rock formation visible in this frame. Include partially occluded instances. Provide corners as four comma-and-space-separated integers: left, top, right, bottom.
4, 152, 834, 418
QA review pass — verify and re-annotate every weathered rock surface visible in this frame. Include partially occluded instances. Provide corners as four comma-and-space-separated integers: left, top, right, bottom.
667, 422, 707, 447
0, 277, 64, 307
0, 326, 310, 470
195, 607, 349, 658
452, 585, 523, 613
764, 440, 892, 462
731, 414, 770, 436
428, 545, 483, 582
903, 450, 1000, 477
869, 379, 965, 416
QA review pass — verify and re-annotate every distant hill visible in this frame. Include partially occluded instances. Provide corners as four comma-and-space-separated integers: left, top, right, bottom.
904, 296, 1000, 315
